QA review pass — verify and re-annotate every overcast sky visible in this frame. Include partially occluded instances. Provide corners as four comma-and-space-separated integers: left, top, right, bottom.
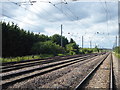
0, 0, 118, 49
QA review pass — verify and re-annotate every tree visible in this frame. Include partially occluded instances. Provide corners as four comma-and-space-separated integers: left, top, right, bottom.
70, 38, 76, 43
114, 46, 120, 54
2, 21, 50, 57
66, 43, 79, 55
31, 41, 65, 55
2, 21, 80, 58
50, 34, 68, 47
93, 46, 99, 52
80, 48, 93, 54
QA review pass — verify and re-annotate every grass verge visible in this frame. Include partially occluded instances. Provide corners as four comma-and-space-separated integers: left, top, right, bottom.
115, 53, 120, 59
1, 54, 54, 63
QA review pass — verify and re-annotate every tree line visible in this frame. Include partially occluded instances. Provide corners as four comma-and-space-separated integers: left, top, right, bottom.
113, 46, 120, 54
2, 21, 81, 58
2, 21, 101, 58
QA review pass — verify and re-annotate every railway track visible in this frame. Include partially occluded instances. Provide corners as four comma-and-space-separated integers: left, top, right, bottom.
2, 54, 99, 73
3, 53, 100, 66
2, 53, 99, 72
75, 52, 114, 89
1, 53, 104, 89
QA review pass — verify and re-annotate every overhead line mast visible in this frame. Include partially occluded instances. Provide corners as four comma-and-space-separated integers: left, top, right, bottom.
82, 36, 83, 48
61, 24, 63, 47
118, 1, 120, 46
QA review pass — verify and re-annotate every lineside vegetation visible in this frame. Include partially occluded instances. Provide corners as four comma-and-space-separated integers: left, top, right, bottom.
1, 21, 101, 62
113, 46, 120, 58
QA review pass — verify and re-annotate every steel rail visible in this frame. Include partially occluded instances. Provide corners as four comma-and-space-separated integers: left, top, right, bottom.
2, 54, 90, 66
2, 54, 96, 73
2, 55, 94, 80
75, 53, 109, 90
110, 54, 113, 90
1, 54, 101, 89
2, 53, 97, 69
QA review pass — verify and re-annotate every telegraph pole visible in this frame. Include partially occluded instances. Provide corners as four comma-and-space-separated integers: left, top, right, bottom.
90, 41, 92, 48
118, 1, 120, 46
116, 36, 117, 47
82, 36, 83, 48
118, 22, 120, 46
61, 24, 63, 47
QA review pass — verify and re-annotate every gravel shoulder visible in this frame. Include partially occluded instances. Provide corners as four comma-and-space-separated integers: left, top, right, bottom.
112, 53, 120, 89
83, 53, 111, 89
7, 54, 105, 89
40, 55, 103, 89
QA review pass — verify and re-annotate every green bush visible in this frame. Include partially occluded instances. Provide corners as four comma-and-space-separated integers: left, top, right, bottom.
79, 48, 93, 54
1, 55, 41, 63
31, 41, 65, 55
58, 54, 65, 56
39, 54, 54, 59
66, 43, 79, 54
69, 51, 76, 55
114, 46, 120, 54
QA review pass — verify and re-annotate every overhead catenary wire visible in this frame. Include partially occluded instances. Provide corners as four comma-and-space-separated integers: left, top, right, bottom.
7, 0, 61, 22
105, 1, 118, 46
8, 0, 78, 22
55, 0, 79, 20
23, 0, 77, 21
1, 13, 44, 32
97, 0, 113, 48
63, 1, 79, 20
7, 0, 48, 20
5, 0, 81, 22
104, 1, 115, 46
2, 1, 116, 48
99, 0, 109, 33
105, 1, 109, 35
48, 1, 75, 21
30, 2, 62, 22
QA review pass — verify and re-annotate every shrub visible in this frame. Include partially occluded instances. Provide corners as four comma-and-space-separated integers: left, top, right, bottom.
31, 41, 65, 55
66, 43, 79, 54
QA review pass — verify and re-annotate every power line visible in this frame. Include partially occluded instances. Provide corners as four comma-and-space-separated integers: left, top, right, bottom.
63, 2, 79, 20
104, 1, 116, 47
105, 1, 109, 34
99, 0, 109, 33
5, 0, 79, 22
7, 0, 60, 22
8, 0, 76, 22
53, 0, 78, 20
31, 2, 62, 22
8, 1, 46, 19
1, 13, 44, 31
98, 0, 112, 48
29, 0, 75, 21
49, 1, 74, 21
57, 0, 79, 20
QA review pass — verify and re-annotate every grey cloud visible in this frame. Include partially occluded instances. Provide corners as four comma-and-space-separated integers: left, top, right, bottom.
2, 2, 20, 17
118, 1, 120, 23
1, 1, 117, 49
90, 2, 118, 23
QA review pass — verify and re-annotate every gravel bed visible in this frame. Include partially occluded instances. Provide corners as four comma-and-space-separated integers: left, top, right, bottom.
40, 56, 103, 89
112, 53, 120, 89
7, 54, 105, 89
1, 57, 93, 85
1, 56, 88, 76
84, 53, 111, 89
